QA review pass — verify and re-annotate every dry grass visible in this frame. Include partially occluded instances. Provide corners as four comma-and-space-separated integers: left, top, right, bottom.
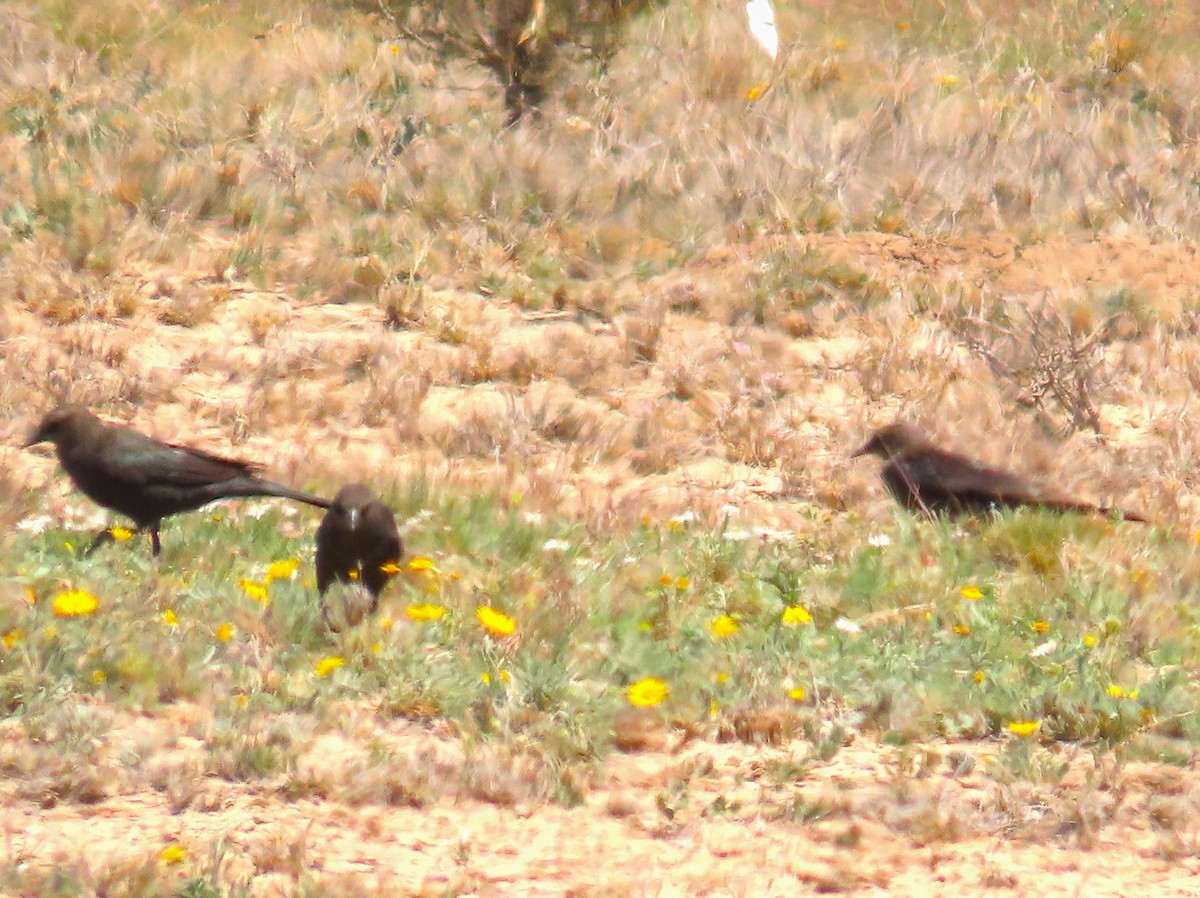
8, 0, 1200, 894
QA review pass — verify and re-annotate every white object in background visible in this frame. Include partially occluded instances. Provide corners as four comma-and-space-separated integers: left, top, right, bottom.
746, 0, 779, 60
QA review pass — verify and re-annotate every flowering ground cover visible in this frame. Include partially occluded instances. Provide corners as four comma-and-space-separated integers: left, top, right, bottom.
6, 0, 1200, 893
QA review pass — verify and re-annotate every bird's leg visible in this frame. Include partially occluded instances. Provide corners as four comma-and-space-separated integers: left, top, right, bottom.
82, 528, 116, 557
150, 525, 162, 557
893, 463, 936, 521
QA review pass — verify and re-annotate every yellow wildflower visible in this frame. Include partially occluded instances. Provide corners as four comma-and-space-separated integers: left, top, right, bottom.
240, 579, 269, 603
481, 672, 491, 685
973, 671, 985, 683
23, 588, 35, 605
746, 82, 771, 101
953, 624, 971, 636
709, 615, 739, 639
659, 573, 673, 587
897, 20, 910, 31
938, 74, 960, 88
265, 559, 299, 583
215, 623, 233, 642
627, 677, 670, 707
781, 606, 813, 627
788, 686, 807, 702
960, 585, 984, 601
709, 699, 720, 719
380, 616, 395, 632
162, 609, 178, 627
92, 670, 106, 684
160, 844, 187, 865
476, 606, 517, 637
1084, 634, 1096, 648
1007, 720, 1040, 737
406, 604, 447, 622
675, 576, 690, 590
831, 37, 849, 51
371, 642, 382, 653
639, 621, 653, 631
1032, 620, 1050, 633
109, 526, 134, 542
42, 626, 57, 641
315, 656, 345, 678
379, 561, 403, 575
2, 629, 22, 650
408, 556, 437, 573
53, 589, 99, 618
715, 672, 729, 684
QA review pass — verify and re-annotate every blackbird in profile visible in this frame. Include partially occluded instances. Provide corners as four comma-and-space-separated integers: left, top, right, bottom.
315, 483, 403, 609
25, 405, 331, 555
852, 423, 1148, 522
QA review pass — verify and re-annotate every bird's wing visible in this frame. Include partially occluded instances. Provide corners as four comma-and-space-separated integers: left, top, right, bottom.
165, 441, 264, 476
363, 503, 402, 546
102, 430, 261, 488
904, 450, 1048, 502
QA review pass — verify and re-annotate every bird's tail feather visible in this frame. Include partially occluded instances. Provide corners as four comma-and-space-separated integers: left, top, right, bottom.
1043, 500, 1150, 524
228, 479, 331, 509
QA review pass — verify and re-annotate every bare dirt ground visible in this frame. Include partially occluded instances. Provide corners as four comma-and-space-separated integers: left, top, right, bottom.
6, 231, 1200, 895
5, 703, 1200, 897
8, 230, 1197, 534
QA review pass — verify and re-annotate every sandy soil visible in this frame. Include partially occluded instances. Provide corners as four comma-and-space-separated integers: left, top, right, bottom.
4, 702, 1200, 896
8, 230, 1197, 532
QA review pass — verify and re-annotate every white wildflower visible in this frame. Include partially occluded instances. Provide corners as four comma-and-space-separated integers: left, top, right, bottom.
1028, 640, 1057, 659
834, 617, 863, 634
15, 516, 53, 534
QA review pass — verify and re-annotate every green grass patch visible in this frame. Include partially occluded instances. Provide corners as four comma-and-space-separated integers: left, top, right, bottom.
3, 489, 1196, 796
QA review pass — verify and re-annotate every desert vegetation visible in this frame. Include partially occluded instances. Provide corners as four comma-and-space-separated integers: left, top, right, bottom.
6, 0, 1200, 894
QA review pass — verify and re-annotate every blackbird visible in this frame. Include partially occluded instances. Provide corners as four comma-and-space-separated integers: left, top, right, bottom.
853, 423, 1147, 522
315, 483, 403, 609
25, 405, 331, 555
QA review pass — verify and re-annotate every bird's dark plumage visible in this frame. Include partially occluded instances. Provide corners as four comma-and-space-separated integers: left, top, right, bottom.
25, 405, 331, 555
853, 423, 1148, 523
315, 483, 403, 607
